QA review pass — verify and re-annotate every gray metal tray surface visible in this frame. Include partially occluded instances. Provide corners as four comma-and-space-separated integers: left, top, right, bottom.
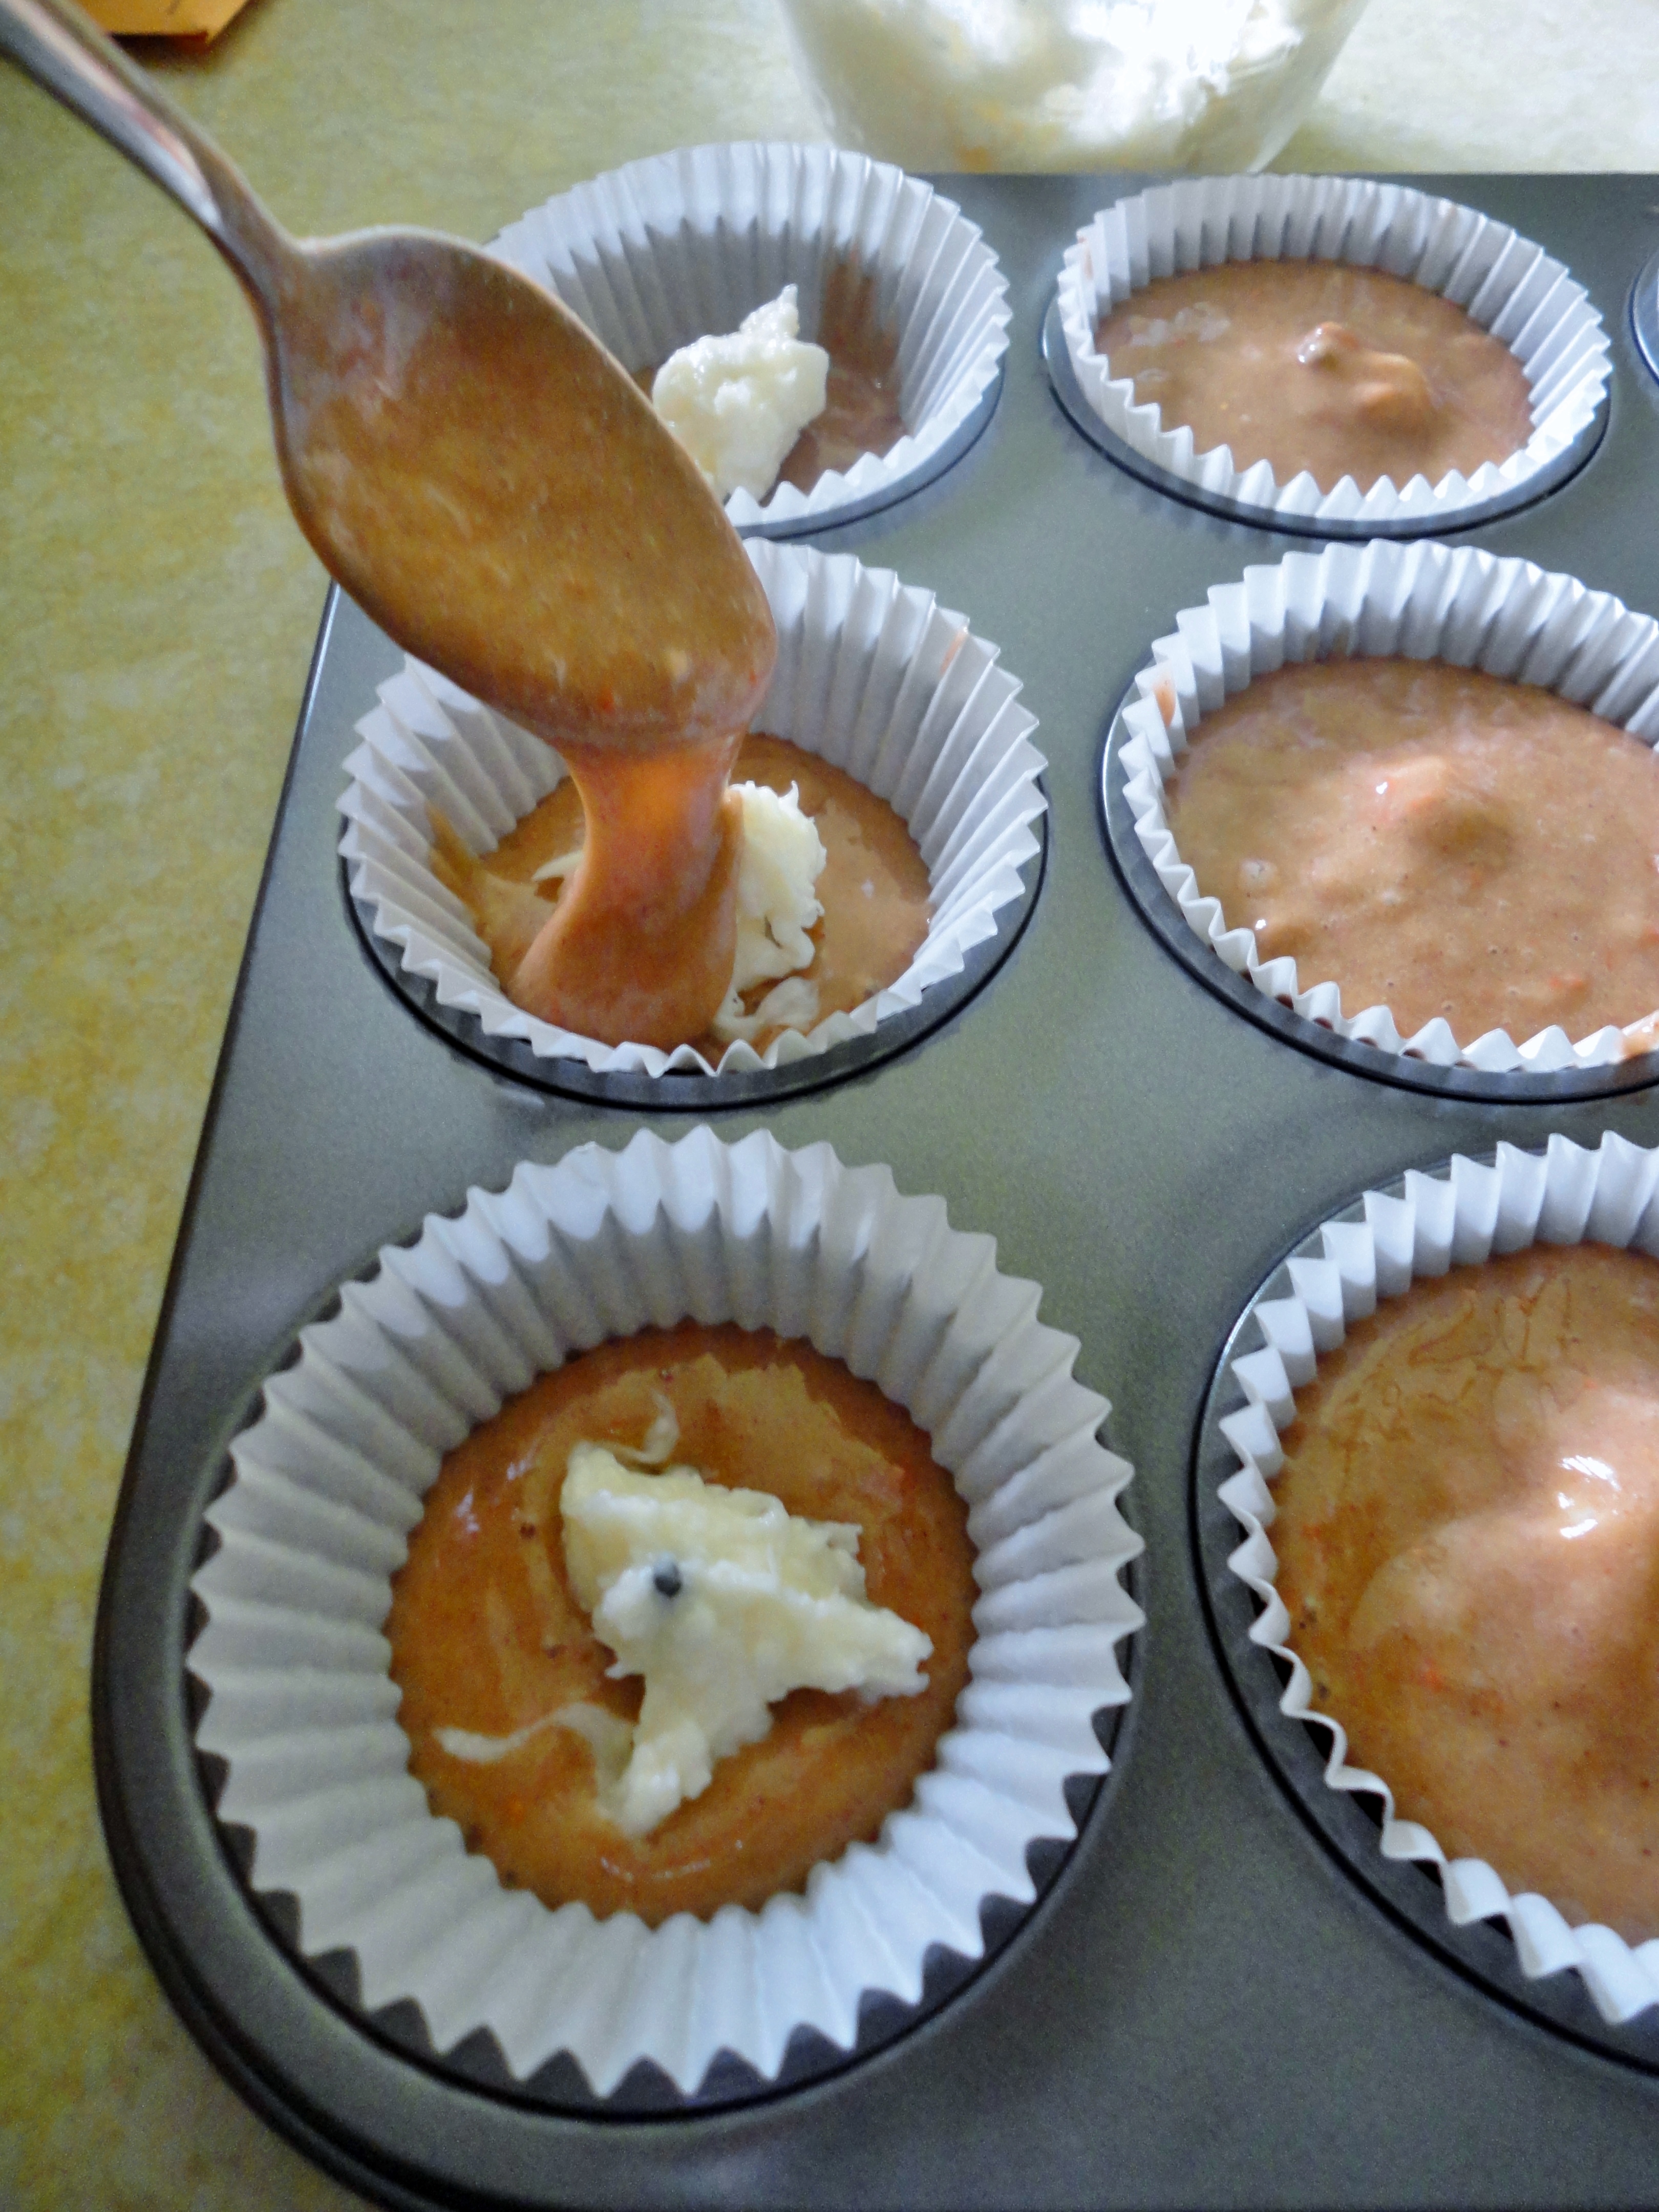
94, 176, 1659, 2211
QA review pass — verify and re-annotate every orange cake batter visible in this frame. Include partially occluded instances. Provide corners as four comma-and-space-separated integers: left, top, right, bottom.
1165, 658, 1659, 1044
431, 732, 932, 1057
387, 1323, 976, 1926
1271, 1244, 1659, 1941
1094, 262, 1534, 494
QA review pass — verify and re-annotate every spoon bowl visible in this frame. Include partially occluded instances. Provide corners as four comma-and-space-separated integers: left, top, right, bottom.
262, 228, 775, 749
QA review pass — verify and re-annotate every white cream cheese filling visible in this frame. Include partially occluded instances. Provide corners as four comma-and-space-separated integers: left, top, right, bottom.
434, 1699, 632, 1781
559, 1437, 932, 1839
651, 286, 830, 503
712, 780, 828, 1044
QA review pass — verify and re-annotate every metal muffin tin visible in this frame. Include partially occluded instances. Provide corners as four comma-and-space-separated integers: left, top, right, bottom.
95, 176, 1659, 2209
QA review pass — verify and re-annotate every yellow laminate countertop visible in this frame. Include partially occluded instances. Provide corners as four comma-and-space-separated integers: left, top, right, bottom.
1, 2, 1655, 2204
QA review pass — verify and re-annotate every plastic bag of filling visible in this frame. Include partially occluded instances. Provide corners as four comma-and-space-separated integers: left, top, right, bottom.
774, 0, 1370, 172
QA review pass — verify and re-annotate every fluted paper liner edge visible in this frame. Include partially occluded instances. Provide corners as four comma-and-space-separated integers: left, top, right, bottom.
1057, 175, 1610, 530
187, 1126, 1142, 2096
491, 140, 1011, 533
1109, 538, 1659, 1074
339, 538, 1046, 1079
1216, 1132, 1659, 2024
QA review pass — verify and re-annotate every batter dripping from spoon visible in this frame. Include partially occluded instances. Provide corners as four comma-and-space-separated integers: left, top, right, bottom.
284, 248, 778, 1048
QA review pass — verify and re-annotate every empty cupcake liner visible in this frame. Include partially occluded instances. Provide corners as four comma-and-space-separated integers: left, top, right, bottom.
339, 537, 1046, 1081
1112, 538, 1659, 1075
489, 141, 1011, 534
1057, 176, 1610, 533
186, 1125, 1142, 2099
1215, 1131, 1659, 2027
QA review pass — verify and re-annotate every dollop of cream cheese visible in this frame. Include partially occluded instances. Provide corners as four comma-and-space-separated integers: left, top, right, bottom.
712, 780, 827, 1044
560, 1440, 932, 1838
651, 286, 830, 502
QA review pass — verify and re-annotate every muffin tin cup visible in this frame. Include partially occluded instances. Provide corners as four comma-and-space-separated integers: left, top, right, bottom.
1054, 176, 1611, 537
490, 141, 1011, 536
338, 537, 1047, 1092
1198, 1132, 1659, 2051
186, 1125, 1142, 2109
1632, 246, 1659, 392
1108, 538, 1659, 1088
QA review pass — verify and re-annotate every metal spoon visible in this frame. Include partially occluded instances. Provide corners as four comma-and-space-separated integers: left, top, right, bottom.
0, 0, 775, 751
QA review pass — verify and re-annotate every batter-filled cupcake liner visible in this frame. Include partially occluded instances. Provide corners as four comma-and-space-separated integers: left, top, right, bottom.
489, 141, 1010, 535
1215, 1132, 1659, 2026
339, 538, 1046, 1081
1112, 538, 1659, 1075
186, 1126, 1142, 2101
1057, 176, 1610, 534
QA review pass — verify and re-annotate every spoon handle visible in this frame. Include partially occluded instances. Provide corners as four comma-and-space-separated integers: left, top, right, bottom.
0, 0, 292, 306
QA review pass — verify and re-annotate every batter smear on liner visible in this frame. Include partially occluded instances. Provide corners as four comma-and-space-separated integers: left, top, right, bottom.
776, 260, 906, 495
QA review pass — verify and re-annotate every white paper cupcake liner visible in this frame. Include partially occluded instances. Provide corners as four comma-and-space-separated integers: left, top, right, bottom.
338, 538, 1046, 1081
1215, 1132, 1659, 2027
186, 1126, 1142, 2099
1112, 539, 1659, 1075
490, 142, 1011, 535
1058, 177, 1610, 533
